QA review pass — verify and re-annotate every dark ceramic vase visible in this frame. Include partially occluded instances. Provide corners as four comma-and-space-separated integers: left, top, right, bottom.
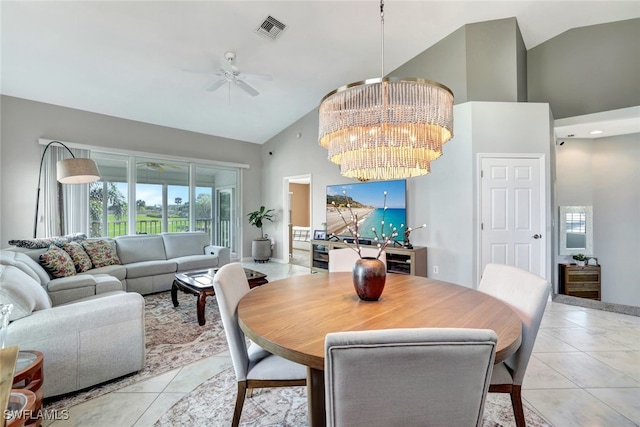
352, 257, 386, 301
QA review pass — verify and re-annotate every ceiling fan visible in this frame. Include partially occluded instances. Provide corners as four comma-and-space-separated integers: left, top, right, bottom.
137, 162, 182, 172
187, 51, 272, 97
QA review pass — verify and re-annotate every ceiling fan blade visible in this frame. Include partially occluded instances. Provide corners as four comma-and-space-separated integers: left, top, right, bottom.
182, 69, 212, 74
238, 72, 273, 81
205, 79, 227, 92
235, 80, 259, 97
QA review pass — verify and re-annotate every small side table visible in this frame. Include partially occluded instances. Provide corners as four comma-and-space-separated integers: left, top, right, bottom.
12, 351, 43, 427
5, 389, 37, 427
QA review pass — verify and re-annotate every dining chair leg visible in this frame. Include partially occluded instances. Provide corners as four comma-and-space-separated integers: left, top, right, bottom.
511, 385, 526, 427
232, 381, 247, 427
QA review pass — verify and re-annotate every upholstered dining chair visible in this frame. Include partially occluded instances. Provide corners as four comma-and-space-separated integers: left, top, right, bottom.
213, 263, 307, 427
325, 328, 498, 427
478, 263, 551, 427
328, 247, 386, 272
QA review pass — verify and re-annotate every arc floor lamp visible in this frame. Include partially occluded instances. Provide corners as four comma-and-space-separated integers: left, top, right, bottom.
33, 141, 101, 238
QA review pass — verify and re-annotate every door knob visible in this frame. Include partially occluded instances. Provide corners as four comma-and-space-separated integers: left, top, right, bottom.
532, 234, 542, 239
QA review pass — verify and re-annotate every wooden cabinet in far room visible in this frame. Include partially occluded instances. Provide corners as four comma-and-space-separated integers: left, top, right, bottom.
558, 263, 601, 301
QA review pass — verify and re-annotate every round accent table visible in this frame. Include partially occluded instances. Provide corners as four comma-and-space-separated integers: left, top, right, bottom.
12, 351, 43, 427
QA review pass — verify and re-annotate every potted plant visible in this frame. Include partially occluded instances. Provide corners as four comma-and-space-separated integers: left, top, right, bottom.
247, 206, 274, 262
572, 253, 587, 267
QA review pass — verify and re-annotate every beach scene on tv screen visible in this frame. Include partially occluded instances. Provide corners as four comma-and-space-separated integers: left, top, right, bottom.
326, 180, 406, 241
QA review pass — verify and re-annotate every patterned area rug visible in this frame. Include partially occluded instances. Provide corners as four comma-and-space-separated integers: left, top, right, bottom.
155, 367, 553, 427
44, 291, 227, 411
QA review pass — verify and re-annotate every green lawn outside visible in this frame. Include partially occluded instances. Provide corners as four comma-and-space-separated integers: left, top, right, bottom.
106, 214, 190, 236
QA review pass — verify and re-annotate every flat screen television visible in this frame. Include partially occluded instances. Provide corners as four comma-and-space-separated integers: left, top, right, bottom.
326, 180, 407, 242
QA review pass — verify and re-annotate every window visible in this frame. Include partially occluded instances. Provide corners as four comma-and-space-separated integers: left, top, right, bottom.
88, 152, 240, 254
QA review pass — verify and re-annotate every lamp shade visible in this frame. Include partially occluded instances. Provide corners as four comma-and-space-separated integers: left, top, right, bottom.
56, 158, 101, 184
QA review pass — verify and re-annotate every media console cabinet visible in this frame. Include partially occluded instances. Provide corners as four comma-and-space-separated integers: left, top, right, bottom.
310, 239, 427, 276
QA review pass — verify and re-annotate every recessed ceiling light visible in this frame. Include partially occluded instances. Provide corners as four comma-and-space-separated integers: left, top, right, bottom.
590, 130, 603, 135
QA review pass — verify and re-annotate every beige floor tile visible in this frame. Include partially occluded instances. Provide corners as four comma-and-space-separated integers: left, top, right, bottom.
585, 388, 640, 425
115, 368, 181, 394
553, 309, 627, 328
533, 330, 581, 353
523, 388, 639, 427
523, 356, 579, 389
48, 392, 159, 427
586, 310, 640, 327
545, 302, 585, 312
603, 326, 640, 350
539, 311, 584, 328
586, 350, 640, 381
544, 327, 636, 351
163, 355, 231, 393
132, 392, 186, 427
535, 352, 640, 388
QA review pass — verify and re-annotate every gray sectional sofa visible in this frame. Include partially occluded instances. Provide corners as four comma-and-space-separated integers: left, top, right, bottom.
0, 231, 230, 398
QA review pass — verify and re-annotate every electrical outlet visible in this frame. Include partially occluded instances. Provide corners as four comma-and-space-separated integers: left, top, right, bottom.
433, 265, 439, 274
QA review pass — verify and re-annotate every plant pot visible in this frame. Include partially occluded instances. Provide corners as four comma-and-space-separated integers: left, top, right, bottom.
251, 239, 271, 263
352, 257, 386, 301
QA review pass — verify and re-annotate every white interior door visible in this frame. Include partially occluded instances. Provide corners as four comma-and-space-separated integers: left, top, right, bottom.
480, 156, 545, 277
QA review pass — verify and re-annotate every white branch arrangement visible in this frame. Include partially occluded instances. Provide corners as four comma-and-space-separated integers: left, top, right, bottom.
329, 190, 425, 260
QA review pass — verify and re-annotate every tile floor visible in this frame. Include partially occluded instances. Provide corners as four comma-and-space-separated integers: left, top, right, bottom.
45, 261, 640, 426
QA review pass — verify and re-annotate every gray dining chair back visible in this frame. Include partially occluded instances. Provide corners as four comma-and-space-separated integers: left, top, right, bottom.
328, 247, 386, 272
213, 262, 307, 427
325, 328, 498, 427
478, 263, 551, 427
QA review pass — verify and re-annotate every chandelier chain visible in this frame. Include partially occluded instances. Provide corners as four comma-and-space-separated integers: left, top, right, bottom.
380, 0, 385, 78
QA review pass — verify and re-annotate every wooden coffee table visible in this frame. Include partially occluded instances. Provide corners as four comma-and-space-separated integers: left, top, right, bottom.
172, 267, 268, 325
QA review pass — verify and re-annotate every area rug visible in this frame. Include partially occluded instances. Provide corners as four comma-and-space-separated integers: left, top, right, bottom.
154, 367, 553, 427
44, 290, 228, 411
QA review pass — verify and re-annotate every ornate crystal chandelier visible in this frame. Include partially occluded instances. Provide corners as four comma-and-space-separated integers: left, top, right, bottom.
318, 0, 454, 181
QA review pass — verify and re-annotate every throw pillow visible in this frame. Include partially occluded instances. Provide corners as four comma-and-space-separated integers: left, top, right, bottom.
82, 239, 121, 268
39, 245, 77, 278
8, 233, 87, 249
61, 241, 93, 273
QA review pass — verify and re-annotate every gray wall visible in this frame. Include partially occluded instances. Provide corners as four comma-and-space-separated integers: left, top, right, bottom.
392, 18, 527, 104
0, 95, 263, 256
528, 18, 640, 119
555, 134, 640, 306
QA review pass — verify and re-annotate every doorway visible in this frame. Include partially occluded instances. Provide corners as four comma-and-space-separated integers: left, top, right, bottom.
283, 175, 311, 267
478, 155, 546, 279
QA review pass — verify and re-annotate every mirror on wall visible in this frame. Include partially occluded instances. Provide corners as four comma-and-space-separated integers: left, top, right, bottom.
559, 206, 593, 255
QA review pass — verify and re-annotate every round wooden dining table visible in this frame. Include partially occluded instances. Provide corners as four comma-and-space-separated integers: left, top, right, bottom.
238, 272, 522, 427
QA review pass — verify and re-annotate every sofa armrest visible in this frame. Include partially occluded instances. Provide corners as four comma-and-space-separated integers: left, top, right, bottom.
205, 245, 230, 266
7, 291, 145, 397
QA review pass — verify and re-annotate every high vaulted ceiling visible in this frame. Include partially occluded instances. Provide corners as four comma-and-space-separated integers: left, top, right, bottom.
2, 1, 638, 144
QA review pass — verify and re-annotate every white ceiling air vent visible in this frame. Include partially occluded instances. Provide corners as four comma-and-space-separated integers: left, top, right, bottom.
256, 15, 286, 40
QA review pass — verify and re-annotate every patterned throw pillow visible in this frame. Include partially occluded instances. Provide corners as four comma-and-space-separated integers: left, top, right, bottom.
9, 233, 87, 249
61, 241, 93, 272
39, 245, 77, 278
81, 239, 121, 268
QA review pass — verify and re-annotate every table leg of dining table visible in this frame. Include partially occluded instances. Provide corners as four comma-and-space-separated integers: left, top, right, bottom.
307, 367, 326, 427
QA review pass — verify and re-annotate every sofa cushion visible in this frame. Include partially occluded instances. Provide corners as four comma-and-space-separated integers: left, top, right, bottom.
161, 232, 209, 259
39, 245, 77, 278
125, 260, 177, 279
45, 275, 96, 293
0, 265, 52, 321
0, 250, 49, 285
115, 235, 167, 264
62, 241, 93, 273
174, 254, 220, 272
82, 240, 121, 268
81, 264, 127, 281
